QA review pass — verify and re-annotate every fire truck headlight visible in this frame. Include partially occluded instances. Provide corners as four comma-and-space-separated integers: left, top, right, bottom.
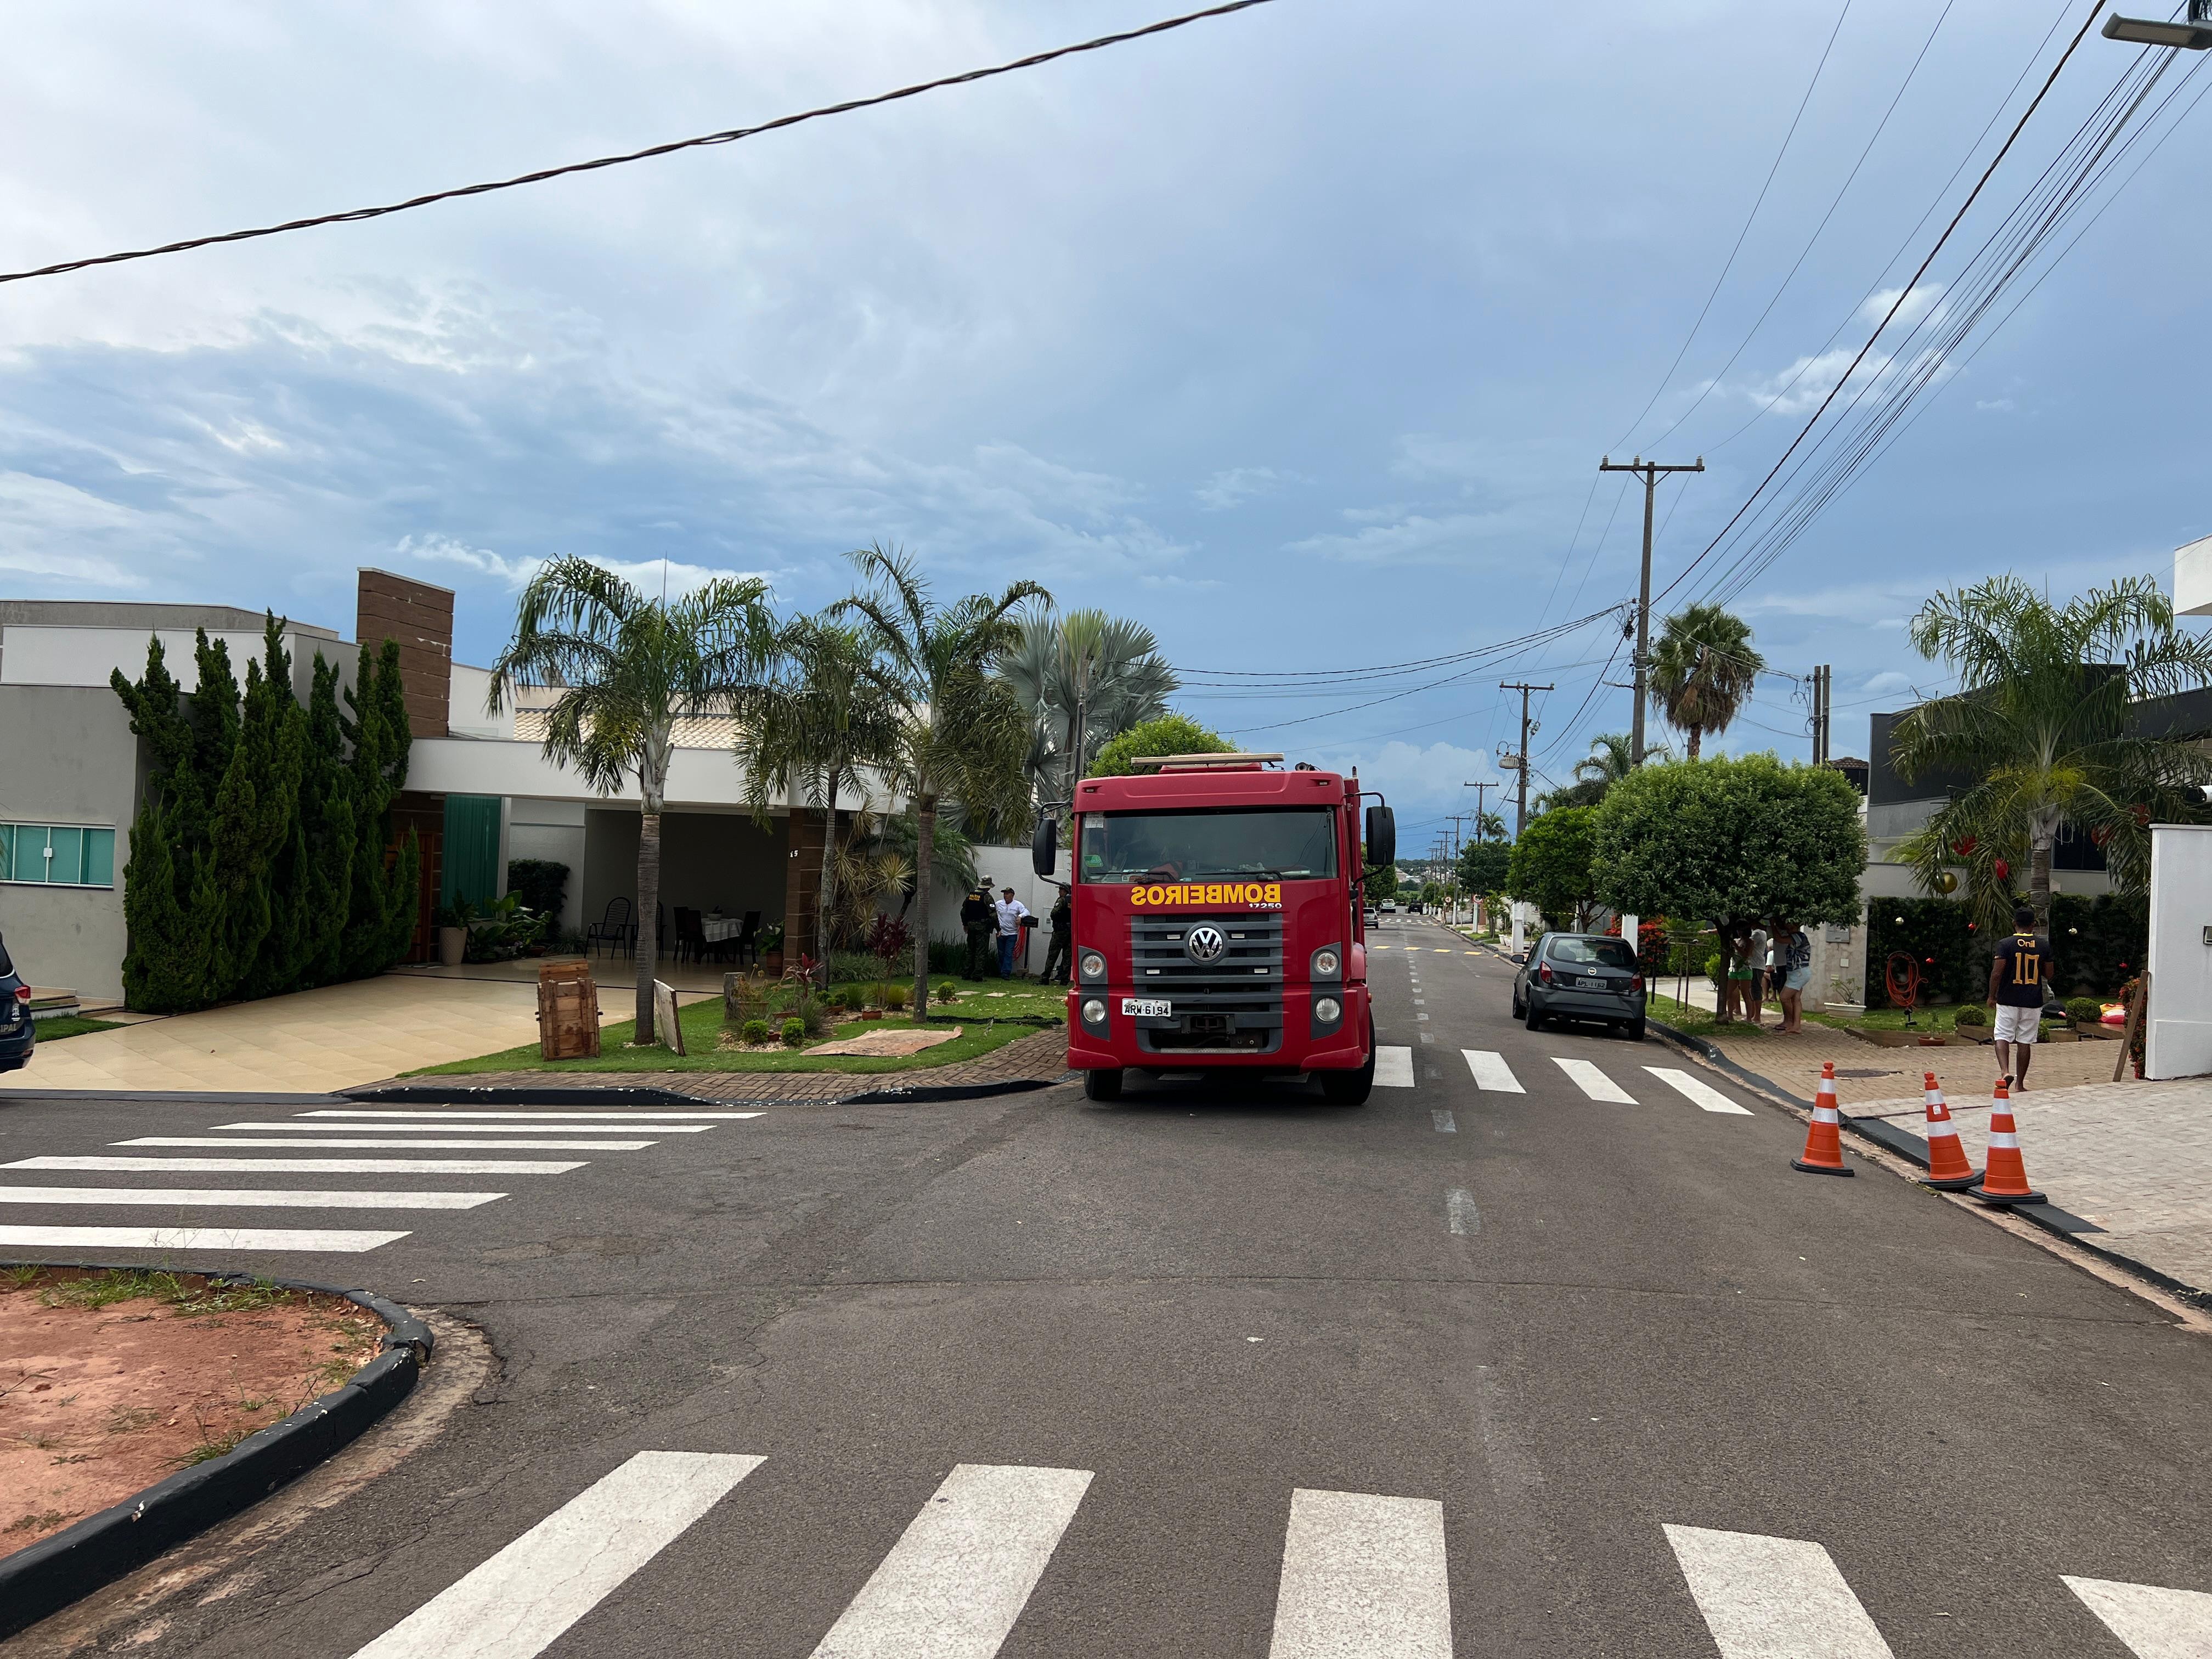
1313, 947, 1340, 978
1081, 998, 1107, 1025
1314, 996, 1342, 1024
1080, 951, 1106, 981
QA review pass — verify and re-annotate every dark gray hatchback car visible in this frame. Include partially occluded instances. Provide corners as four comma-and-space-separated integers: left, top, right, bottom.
1511, 932, 1645, 1040
0, 934, 32, 1073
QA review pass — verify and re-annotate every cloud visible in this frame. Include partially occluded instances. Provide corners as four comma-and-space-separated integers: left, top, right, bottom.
1193, 466, 1289, 510
1308, 739, 1496, 813
1975, 398, 2016, 413
396, 532, 772, 599
1289, 510, 1520, 565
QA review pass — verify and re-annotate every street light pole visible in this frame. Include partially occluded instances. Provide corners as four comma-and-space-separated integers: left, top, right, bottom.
1599, 455, 1704, 767
2103, 3, 2212, 48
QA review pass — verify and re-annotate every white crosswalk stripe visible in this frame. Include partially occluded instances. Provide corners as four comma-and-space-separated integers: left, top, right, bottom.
8, 1155, 586, 1174
810, 1463, 1092, 1658
1643, 1068, 1754, 1115
1461, 1050, 1523, 1092
2064, 1575, 2212, 1656
0, 1186, 503, 1210
1374, 1046, 1416, 1087
212, 1120, 718, 1133
349, 1451, 762, 1658
1551, 1057, 1637, 1104
1664, 1524, 1895, 1657
301, 1109, 762, 1119
0, 1224, 408, 1252
112, 1136, 656, 1150
1268, 1488, 1452, 1658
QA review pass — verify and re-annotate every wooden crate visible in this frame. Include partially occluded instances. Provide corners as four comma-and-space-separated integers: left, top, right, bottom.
537, 959, 600, 1060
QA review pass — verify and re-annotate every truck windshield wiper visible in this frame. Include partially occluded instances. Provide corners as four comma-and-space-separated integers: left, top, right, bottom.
1187, 867, 1284, 880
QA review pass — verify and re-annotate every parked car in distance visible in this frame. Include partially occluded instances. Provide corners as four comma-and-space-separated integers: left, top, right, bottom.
1380, 902, 1397, 914
0, 934, 33, 1073
1511, 931, 1645, 1041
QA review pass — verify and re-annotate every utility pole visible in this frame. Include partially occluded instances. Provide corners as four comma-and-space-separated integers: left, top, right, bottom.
1446, 814, 1476, 926
1599, 454, 1705, 767
1498, 682, 1552, 839
1810, 664, 1831, 765
1462, 780, 1492, 834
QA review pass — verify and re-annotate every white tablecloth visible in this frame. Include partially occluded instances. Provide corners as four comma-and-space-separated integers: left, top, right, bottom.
701, 916, 747, 943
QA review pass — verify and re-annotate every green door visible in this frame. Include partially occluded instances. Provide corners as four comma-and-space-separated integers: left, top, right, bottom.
441, 795, 501, 909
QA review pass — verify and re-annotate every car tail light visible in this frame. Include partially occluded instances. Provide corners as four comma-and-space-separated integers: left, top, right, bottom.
1537, 963, 1553, 985
10, 986, 26, 1004
1628, 974, 1643, 993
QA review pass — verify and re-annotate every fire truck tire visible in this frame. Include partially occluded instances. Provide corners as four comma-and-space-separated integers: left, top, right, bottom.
1082, 1068, 1124, 1102
1319, 1018, 1376, 1105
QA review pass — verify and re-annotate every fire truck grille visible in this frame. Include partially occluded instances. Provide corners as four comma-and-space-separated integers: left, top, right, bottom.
1127, 915, 1284, 1053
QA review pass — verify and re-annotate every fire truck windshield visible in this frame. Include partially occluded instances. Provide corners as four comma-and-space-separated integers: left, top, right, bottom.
1078, 808, 1338, 885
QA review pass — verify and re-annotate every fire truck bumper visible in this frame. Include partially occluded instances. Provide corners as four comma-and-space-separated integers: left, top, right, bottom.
1065, 985, 1370, 1072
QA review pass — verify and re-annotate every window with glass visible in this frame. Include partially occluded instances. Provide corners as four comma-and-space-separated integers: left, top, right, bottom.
0, 823, 117, 888
1077, 808, 1338, 884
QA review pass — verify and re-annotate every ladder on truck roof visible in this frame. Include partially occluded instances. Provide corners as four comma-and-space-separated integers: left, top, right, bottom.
1128, 752, 1285, 772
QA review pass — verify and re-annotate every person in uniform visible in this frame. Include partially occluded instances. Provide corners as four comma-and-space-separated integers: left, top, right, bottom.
1988, 902, 2053, 1091
1042, 883, 1073, 985
961, 882, 994, 979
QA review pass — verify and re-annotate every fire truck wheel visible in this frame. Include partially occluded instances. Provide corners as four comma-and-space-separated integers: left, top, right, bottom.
1082, 1067, 1124, 1102
1319, 1018, 1376, 1105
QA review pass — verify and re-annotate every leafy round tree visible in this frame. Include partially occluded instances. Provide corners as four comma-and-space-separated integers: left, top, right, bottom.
1089, 713, 1232, 778
1505, 806, 1599, 930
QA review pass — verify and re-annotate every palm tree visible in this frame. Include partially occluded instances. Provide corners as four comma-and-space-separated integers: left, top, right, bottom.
734, 616, 900, 983
1649, 604, 1763, 759
1540, 731, 1655, 810
1892, 574, 2212, 928
833, 544, 1048, 1015
489, 558, 775, 1041
1003, 611, 1176, 808
1476, 810, 1508, 842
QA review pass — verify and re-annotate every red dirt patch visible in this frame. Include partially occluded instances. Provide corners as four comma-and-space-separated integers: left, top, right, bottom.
0, 1268, 385, 1559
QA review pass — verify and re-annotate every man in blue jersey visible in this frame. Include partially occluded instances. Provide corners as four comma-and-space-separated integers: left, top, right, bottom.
1987, 903, 2053, 1090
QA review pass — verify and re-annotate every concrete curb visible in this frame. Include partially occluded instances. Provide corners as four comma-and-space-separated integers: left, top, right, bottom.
0, 1266, 433, 1640
343, 1083, 715, 1106
1643, 1018, 2211, 1314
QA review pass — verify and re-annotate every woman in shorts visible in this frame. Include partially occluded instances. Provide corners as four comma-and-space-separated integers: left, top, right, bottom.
1778, 922, 1813, 1035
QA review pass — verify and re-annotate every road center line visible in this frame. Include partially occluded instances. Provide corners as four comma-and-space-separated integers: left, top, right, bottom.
1446, 1189, 1479, 1234
349, 1451, 763, 1659
1432, 1110, 1455, 1133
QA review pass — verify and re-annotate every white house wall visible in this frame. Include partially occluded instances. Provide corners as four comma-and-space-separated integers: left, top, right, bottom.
2145, 823, 2212, 1080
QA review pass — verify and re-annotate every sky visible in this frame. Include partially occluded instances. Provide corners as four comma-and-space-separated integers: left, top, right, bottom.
4, 0, 2208, 851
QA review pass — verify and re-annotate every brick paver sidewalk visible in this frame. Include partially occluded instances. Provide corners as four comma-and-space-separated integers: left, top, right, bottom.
1689, 1020, 2208, 1295
376, 1025, 1074, 1104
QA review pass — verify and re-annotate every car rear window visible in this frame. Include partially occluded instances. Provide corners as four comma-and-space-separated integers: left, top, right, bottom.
1550, 936, 1635, 969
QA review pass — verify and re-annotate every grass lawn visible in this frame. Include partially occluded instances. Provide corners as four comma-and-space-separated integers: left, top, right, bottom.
1650, 990, 2072, 1043
413, 974, 1067, 1076
31, 1015, 122, 1041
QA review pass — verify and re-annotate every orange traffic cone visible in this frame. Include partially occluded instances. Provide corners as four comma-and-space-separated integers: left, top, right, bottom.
1971, 1078, 2045, 1206
1918, 1071, 1980, 1191
1792, 1060, 1855, 1177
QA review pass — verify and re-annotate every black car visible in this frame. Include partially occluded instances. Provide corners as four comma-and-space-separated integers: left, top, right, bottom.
1511, 931, 1646, 1041
0, 934, 32, 1072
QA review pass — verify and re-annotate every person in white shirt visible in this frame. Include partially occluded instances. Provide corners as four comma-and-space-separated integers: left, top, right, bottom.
994, 888, 1030, 979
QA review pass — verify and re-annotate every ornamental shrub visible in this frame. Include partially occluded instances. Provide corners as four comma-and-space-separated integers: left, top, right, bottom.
2065, 996, 2102, 1026
740, 1018, 772, 1046
780, 1017, 805, 1048
1952, 1003, 1988, 1028
936, 980, 958, 1002
885, 983, 910, 1010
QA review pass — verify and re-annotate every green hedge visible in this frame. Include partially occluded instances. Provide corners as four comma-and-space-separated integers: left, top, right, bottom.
1863, 893, 2144, 1007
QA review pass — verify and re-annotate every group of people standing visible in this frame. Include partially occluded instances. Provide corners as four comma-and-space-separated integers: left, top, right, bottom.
1719, 922, 1815, 1035
960, 880, 1074, 983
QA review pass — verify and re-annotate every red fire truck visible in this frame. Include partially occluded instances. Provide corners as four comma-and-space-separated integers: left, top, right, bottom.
1032, 752, 1394, 1104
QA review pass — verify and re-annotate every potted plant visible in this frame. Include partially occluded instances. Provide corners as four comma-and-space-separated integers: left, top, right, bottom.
435, 900, 469, 967
760, 922, 786, 978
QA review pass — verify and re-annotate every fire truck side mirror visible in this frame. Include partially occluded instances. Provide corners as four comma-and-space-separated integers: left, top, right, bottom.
1364, 804, 1396, 870
1031, 814, 1059, 878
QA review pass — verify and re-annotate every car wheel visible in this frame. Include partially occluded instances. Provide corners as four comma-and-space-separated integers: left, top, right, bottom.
1626, 1018, 1646, 1043
1511, 988, 1525, 1018
1525, 997, 1544, 1032
1082, 1068, 1124, 1102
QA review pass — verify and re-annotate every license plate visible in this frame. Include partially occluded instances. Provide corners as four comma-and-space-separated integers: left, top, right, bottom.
1122, 997, 1173, 1018
1577, 977, 1607, 991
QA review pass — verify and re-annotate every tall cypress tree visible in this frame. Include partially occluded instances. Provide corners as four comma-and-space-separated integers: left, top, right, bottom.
300, 653, 357, 987
111, 639, 207, 1010
193, 655, 302, 1002
239, 617, 313, 1001
340, 639, 417, 978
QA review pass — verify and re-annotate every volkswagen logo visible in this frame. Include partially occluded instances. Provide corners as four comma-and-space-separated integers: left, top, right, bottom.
1185, 924, 1228, 964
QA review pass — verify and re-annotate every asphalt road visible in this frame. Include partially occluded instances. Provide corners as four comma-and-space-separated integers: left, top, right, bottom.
3, 915, 2207, 1656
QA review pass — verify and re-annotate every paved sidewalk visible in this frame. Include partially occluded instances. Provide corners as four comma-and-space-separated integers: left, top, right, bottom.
5, 973, 546, 1094
1691, 1022, 2131, 1109
373, 1025, 1075, 1103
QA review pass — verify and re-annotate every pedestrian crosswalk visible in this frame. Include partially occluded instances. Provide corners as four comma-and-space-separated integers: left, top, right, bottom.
335, 1452, 2210, 1658
1375, 1046, 1760, 1113
0, 1107, 760, 1256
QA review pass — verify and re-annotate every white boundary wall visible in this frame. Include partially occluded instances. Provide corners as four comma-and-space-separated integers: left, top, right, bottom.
2145, 823, 2212, 1080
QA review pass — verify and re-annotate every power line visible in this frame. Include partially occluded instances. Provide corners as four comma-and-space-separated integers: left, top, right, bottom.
0, 0, 1282, 287
1609, 0, 1854, 452
1655, 0, 2115, 608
